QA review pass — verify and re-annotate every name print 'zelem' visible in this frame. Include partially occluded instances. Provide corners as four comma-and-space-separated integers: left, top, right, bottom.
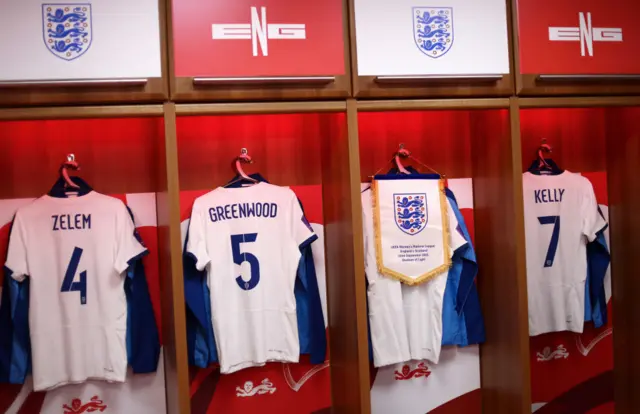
52, 213, 92, 231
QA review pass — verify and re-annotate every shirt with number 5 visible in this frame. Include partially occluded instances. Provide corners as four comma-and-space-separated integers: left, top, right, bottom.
186, 182, 317, 374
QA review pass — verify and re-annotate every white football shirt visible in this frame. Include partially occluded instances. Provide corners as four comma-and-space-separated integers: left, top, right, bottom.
361, 186, 466, 366
186, 182, 317, 374
523, 171, 607, 336
5, 192, 147, 391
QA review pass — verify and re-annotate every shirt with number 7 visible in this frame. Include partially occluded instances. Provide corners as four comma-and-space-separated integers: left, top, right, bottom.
186, 182, 317, 374
523, 171, 607, 336
4, 192, 148, 391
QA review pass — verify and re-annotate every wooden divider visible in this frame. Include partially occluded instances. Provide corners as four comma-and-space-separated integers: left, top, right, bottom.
157, 103, 191, 414
321, 99, 371, 413
605, 105, 640, 413
472, 98, 531, 413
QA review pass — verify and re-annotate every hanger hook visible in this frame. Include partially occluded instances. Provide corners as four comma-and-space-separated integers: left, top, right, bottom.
238, 148, 253, 164
539, 138, 552, 154
394, 144, 411, 174
537, 139, 553, 169
62, 153, 80, 171
60, 153, 80, 189
231, 148, 258, 184
397, 143, 411, 158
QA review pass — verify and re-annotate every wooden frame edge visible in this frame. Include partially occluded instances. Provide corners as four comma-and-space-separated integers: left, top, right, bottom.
510, 0, 524, 95
347, 0, 359, 97
165, 0, 177, 99
342, 0, 355, 97
357, 98, 510, 111
518, 96, 640, 108
159, 0, 171, 98
175, 101, 347, 115
0, 105, 164, 121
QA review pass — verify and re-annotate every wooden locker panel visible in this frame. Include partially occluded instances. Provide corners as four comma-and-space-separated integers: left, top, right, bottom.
355, 102, 529, 413
321, 100, 371, 413
519, 107, 613, 413
0, 109, 181, 414
605, 106, 640, 414
472, 103, 531, 414
174, 106, 368, 414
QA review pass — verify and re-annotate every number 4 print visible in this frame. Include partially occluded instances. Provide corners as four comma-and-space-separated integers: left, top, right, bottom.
231, 233, 260, 291
538, 216, 560, 268
60, 247, 87, 304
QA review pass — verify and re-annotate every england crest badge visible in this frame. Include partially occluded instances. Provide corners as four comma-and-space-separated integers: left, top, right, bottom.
42, 4, 92, 61
413, 7, 453, 58
394, 193, 427, 235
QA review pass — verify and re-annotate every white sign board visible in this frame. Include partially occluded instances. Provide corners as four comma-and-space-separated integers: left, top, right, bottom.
0, 0, 161, 81
354, 0, 509, 76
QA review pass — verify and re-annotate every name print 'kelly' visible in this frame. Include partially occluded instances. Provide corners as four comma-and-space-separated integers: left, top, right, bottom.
209, 202, 278, 223
534, 188, 565, 204
52, 213, 91, 231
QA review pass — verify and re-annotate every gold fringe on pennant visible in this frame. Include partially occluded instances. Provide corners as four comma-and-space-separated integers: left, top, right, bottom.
372, 178, 452, 286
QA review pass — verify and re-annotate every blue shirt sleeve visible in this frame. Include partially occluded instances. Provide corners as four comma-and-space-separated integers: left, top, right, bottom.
124, 207, 160, 374
0, 267, 31, 384
183, 230, 218, 367
586, 230, 610, 328
442, 189, 486, 346
295, 244, 327, 364
0, 218, 31, 385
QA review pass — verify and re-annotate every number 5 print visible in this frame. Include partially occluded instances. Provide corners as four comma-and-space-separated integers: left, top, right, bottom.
231, 233, 261, 291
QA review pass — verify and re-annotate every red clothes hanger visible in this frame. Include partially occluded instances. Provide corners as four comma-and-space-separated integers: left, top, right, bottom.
370, 144, 442, 178
225, 148, 259, 188
60, 153, 80, 189
537, 139, 553, 170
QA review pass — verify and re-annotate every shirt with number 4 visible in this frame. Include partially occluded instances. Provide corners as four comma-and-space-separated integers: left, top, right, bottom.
186, 182, 317, 374
523, 171, 607, 336
5, 192, 147, 391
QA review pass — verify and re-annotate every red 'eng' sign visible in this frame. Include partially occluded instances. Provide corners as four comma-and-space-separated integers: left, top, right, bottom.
172, 0, 345, 77
517, 0, 640, 74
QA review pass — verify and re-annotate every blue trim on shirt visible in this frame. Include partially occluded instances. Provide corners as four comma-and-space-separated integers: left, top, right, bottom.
48, 177, 93, 198
126, 249, 150, 273
299, 234, 319, 252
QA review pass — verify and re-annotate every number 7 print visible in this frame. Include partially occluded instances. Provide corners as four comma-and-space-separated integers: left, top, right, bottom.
538, 216, 561, 268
